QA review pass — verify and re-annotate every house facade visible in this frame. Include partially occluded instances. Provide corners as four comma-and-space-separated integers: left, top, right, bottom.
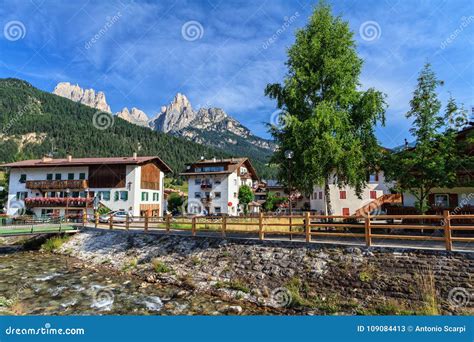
180, 157, 258, 216
399, 125, 474, 212
310, 172, 400, 216
2, 154, 172, 218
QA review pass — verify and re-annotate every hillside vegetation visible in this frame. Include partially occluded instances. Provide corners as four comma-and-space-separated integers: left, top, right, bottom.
0, 78, 276, 178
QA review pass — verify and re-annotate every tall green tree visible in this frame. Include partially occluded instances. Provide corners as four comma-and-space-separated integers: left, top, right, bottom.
266, 1, 386, 214
383, 63, 468, 213
238, 185, 254, 215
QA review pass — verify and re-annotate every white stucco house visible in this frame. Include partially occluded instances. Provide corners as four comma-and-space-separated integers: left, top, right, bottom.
180, 157, 258, 216
2, 154, 172, 218
310, 171, 400, 216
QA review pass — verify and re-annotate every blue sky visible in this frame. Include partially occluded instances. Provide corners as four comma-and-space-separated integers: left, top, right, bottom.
0, 0, 472, 148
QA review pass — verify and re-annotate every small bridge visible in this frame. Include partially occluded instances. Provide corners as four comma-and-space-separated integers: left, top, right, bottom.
0, 217, 78, 237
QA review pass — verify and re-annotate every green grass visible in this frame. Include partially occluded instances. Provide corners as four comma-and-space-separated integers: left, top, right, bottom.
41, 235, 70, 252
152, 259, 171, 273
0, 225, 75, 236
214, 279, 250, 293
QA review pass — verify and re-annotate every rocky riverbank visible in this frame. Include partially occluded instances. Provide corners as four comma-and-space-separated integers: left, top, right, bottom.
57, 229, 474, 315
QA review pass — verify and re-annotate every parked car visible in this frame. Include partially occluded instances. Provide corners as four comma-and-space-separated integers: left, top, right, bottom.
99, 211, 132, 223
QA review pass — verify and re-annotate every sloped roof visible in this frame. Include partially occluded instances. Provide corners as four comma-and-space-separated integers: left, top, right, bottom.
1, 156, 173, 172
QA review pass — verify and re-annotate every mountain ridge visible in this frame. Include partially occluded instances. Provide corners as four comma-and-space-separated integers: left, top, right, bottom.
0, 78, 276, 178
52, 82, 276, 166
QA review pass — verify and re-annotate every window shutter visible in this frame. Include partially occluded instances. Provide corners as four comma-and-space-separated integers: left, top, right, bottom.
114, 191, 119, 201
342, 208, 349, 216
449, 194, 458, 208
375, 173, 379, 181
428, 194, 435, 206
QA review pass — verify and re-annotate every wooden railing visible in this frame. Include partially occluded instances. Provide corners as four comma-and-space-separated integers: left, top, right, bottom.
25, 179, 88, 190
355, 194, 402, 216
84, 211, 474, 252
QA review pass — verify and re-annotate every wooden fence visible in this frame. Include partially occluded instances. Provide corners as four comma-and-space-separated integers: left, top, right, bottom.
85, 211, 474, 252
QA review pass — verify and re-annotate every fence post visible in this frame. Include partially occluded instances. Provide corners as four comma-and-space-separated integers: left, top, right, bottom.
144, 212, 149, 233
94, 212, 98, 229
364, 212, 371, 247
82, 209, 87, 227
109, 213, 113, 230
126, 214, 130, 231
258, 212, 264, 240
166, 214, 171, 233
222, 215, 227, 237
305, 211, 311, 243
443, 210, 452, 251
192, 217, 196, 236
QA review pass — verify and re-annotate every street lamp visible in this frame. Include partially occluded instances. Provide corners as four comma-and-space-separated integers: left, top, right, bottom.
285, 149, 294, 240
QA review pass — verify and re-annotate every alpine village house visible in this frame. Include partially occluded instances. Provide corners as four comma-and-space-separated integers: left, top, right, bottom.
180, 157, 259, 216
2, 154, 172, 218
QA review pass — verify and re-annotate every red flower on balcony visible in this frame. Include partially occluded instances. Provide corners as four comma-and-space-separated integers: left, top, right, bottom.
24, 197, 93, 207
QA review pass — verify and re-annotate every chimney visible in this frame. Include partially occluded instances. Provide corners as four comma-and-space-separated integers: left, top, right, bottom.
212, 157, 216, 162
200, 156, 204, 161
41, 155, 53, 163
67, 155, 72, 162
133, 152, 137, 160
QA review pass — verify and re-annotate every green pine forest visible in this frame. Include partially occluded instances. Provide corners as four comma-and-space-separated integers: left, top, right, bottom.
0, 78, 276, 179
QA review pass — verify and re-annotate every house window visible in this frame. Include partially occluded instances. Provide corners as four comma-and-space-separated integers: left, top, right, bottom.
214, 192, 221, 199
55, 173, 62, 180
195, 178, 201, 185
68, 173, 74, 180
340, 191, 346, 199
234, 192, 237, 198
370, 191, 377, 199
234, 179, 237, 186
153, 193, 160, 201
434, 194, 449, 208
79, 173, 86, 180
215, 180, 221, 185
342, 208, 350, 216
115, 191, 128, 201
194, 192, 201, 198
72, 191, 80, 198
19, 174, 26, 183
46, 174, 53, 180
319, 192, 323, 200
16, 192, 28, 200
99, 191, 110, 201
214, 207, 221, 213
142, 192, 149, 201
276, 192, 281, 197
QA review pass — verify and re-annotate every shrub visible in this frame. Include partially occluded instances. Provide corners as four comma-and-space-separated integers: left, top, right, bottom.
41, 235, 69, 252
152, 259, 171, 273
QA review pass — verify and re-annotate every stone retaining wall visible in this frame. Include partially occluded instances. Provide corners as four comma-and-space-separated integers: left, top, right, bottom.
58, 229, 474, 315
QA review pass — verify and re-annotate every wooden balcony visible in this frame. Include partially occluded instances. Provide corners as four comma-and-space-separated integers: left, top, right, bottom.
24, 197, 92, 208
25, 180, 88, 190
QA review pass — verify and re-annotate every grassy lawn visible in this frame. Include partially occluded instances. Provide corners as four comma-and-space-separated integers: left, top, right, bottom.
164, 178, 188, 194
0, 225, 76, 235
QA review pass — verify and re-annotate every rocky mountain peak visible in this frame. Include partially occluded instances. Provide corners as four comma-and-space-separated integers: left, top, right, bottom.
153, 93, 197, 133
116, 107, 149, 127
53, 82, 111, 113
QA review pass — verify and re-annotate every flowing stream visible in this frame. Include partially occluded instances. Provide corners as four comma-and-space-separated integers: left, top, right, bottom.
0, 249, 265, 315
